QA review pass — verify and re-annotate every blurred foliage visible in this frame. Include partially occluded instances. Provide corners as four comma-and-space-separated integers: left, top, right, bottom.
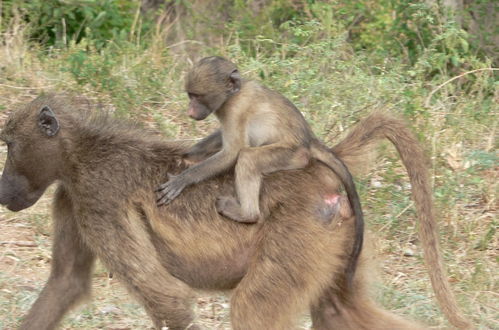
0, 0, 494, 120
1, 0, 495, 65
1, 0, 152, 48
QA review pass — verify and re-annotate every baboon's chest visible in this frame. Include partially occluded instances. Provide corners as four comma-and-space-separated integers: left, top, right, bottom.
247, 120, 279, 147
246, 109, 282, 147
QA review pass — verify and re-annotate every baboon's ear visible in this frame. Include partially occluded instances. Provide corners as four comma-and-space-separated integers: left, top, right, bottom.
229, 69, 241, 94
38, 106, 60, 137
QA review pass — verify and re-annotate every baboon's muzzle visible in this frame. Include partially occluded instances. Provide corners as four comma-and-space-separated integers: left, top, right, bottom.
0, 173, 41, 212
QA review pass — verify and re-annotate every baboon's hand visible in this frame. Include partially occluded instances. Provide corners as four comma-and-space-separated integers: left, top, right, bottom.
156, 173, 188, 206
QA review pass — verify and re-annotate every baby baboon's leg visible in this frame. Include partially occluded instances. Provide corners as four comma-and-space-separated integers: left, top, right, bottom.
20, 187, 95, 330
217, 144, 309, 223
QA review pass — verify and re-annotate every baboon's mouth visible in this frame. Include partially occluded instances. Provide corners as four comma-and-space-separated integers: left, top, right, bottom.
5, 197, 37, 212
0, 183, 44, 212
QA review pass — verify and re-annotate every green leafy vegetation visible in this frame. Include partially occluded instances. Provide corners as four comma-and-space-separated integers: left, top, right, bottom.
0, 0, 497, 328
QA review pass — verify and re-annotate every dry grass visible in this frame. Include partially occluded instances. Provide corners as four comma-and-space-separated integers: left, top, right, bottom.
0, 18, 497, 330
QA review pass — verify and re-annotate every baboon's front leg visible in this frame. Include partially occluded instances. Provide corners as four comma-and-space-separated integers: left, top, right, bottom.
20, 187, 95, 330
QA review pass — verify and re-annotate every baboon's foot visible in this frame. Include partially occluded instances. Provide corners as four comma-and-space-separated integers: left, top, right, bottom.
216, 195, 258, 224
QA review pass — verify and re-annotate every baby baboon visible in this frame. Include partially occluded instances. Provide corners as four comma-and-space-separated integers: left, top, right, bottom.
156, 56, 365, 285
0, 95, 470, 329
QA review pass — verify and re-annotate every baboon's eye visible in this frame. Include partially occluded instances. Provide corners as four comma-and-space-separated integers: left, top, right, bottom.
188, 93, 203, 100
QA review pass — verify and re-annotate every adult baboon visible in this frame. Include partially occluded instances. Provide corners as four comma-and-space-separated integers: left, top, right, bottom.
0, 95, 470, 329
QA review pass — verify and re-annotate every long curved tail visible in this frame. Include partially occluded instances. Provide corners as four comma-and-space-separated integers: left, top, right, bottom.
332, 112, 471, 329
310, 140, 364, 292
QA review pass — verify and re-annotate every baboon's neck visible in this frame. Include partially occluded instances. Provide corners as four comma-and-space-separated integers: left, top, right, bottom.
215, 80, 256, 121
59, 121, 186, 190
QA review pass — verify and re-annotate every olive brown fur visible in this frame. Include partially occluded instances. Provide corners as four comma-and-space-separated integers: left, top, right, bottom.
0, 95, 471, 329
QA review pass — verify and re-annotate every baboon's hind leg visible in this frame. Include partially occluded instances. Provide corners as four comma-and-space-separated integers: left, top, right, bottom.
311, 279, 424, 330
231, 216, 345, 329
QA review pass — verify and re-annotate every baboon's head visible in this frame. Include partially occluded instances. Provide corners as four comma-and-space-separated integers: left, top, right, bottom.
0, 97, 64, 211
185, 56, 241, 120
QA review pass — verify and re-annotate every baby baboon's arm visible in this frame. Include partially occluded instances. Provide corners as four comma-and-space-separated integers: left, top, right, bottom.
157, 148, 239, 205
157, 121, 244, 207
183, 130, 223, 163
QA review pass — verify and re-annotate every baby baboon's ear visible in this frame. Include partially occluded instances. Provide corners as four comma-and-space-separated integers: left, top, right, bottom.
38, 106, 60, 137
